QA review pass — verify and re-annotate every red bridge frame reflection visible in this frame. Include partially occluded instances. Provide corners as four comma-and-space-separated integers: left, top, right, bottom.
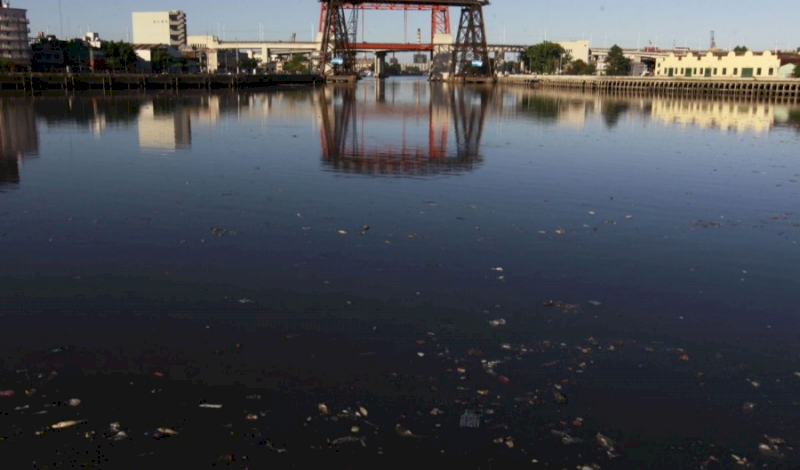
318, 83, 492, 175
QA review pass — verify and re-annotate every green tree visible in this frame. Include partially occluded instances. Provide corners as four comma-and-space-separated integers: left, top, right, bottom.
102, 40, 138, 72
283, 53, 309, 73
604, 45, 631, 76
242, 57, 260, 72
151, 48, 172, 73
794, 64, 800, 78
564, 59, 596, 75
733, 45, 748, 53
523, 41, 568, 74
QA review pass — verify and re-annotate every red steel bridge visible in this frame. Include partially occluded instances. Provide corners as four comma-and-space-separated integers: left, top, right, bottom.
318, 0, 493, 80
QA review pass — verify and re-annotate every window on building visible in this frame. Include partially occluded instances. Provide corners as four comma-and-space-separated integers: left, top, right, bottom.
757, 68, 762, 75
768, 68, 774, 75
714, 68, 718, 75
733, 68, 738, 75
722, 68, 726, 75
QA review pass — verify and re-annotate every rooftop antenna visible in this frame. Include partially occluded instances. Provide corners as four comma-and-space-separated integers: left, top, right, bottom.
710, 30, 717, 50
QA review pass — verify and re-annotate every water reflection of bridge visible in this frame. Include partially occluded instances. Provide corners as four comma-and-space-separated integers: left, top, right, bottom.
317, 82, 492, 175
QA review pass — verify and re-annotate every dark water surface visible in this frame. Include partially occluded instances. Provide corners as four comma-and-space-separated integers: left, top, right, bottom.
2, 80, 800, 468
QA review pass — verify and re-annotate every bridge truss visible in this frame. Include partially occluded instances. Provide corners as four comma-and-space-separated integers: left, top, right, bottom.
317, 0, 492, 80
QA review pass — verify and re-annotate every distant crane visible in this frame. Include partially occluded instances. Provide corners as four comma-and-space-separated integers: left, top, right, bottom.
710, 30, 717, 50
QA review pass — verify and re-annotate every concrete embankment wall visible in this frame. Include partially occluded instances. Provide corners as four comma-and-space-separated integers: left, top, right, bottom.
499, 75, 800, 101
0, 73, 324, 92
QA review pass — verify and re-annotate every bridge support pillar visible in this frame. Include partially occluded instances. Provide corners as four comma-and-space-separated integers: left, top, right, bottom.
375, 51, 388, 79
206, 50, 220, 73
430, 33, 453, 81
451, 4, 493, 81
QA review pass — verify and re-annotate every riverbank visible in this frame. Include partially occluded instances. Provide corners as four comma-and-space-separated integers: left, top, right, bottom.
0, 72, 324, 92
499, 74, 800, 100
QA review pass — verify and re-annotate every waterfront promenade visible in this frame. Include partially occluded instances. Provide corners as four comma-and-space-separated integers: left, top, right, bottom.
0, 72, 323, 92
500, 74, 800, 101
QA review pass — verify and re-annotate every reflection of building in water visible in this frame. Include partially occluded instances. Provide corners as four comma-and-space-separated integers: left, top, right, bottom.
318, 83, 489, 175
137, 101, 191, 150
651, 99, 775, 134
0, 100, 38, 188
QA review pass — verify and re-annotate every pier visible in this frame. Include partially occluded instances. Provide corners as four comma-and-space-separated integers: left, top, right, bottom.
0, 73, 324, 93
500, 75, 800, 101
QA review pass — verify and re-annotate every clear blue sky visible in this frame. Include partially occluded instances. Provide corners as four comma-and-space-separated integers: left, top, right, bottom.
12, 0, 800, 51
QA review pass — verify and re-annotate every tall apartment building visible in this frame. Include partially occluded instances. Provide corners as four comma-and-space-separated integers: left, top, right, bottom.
0, 2, 31, 69
132, 11, 187, 47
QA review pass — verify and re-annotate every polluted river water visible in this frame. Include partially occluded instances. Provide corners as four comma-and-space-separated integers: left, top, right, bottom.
1, 79, 800, 469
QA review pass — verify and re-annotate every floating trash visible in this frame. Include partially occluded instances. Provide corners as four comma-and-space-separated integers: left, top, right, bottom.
395, 424, 425, 438
331, 436, 366, 447
758, 443, 785, 459
67, 398, 81, 407
488, 319, 506, 327
199, 403, 223, 409
318, 403, 329, 415
51, 420, 85, 430
459, 411, 481, 429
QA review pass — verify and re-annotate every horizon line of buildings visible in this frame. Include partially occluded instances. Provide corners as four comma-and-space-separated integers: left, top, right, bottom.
2, 4, 799, 78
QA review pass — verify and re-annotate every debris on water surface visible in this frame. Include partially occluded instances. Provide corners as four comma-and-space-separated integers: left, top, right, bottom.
360, 225, 370, 234
758, 443, 785, 459
460, 411, 480, 428
199, 403, 223, 409
596, 433, 616, 451
67, 398, 81, 407
318, 403, 329, 415
588, 300, 602, 306
395, 424, 425, 438
731, 454, 751, 466
742, 402, 756, 412
489, 318, 506, 327
155, 428, 179, 436
491, 267, 503, 272
358, 406, 368, 417
553, 391, 567, 404
337, 230, 347, 235
331, 436, 366, 447
747, 379, 760, 389
764, 435, 786, 446
237, 298, 253, 304
350, 426, 360, 433
0, 390, 14, 397
794, 371, 800, 378
51, 420, 85, 430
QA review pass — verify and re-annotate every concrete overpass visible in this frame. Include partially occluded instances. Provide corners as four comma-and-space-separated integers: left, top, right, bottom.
189, 33, 531, 75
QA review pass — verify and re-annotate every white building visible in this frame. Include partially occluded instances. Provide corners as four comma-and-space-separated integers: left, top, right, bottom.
0, 2, 31, 69
132, 11, 187, 47
557, 40, 590, 64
